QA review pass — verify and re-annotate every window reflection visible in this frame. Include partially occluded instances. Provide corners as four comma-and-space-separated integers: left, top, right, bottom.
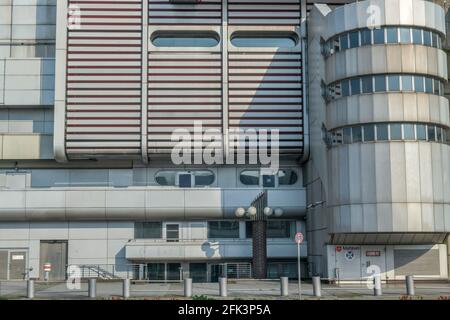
325, 74, 443, 101
322, 27, 443, 57
152, 31, 220, 47
328, 123, 449, 147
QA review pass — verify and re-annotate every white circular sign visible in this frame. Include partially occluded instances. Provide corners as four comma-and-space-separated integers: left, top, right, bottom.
345, 251, 355, 261
294, 232, 304, 244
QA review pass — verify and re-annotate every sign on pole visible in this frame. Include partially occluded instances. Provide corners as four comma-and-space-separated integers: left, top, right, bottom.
43, 263, 52, 272
295, 232, 304, 244
294, 232, 303, 299
43, 262, 52, 281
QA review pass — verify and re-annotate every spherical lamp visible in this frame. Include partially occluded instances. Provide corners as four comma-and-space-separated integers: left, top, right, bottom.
247, 206, 257, 217
235, 207, 246, 218
263, 207, 273, 217
274, 208, 284, 217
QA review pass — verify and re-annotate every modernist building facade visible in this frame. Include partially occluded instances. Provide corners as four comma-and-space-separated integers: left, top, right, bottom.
0, 0, 448, 282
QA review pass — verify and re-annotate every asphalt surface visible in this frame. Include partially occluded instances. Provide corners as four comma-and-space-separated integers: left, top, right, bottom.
1, 280, 449, 300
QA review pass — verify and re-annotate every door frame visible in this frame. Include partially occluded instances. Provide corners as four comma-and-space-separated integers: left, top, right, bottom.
39, 240, 68, 281
0, 248, 29, 280
360, 246, 387, 281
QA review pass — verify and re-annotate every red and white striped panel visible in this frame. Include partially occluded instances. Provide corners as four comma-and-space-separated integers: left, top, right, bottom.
66, 0, 142, 157
149, 0, 222, 25
228, 51, 303, 155
147, 51, 223, 154
228, 0, 301, 26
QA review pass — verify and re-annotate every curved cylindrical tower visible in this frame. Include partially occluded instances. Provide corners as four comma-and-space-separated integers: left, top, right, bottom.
323, 0, 449, 236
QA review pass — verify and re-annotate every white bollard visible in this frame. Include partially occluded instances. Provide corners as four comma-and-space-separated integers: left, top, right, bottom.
312, 276, 322, 297
406, 275, 415, 296
280, 277, 289, 296
373, 275, 382, 296
88, 278, 97, 298
219, 277, 227, 297
27, 279, 34, 299
123, 278, 130, 298
184, 278, 192, 298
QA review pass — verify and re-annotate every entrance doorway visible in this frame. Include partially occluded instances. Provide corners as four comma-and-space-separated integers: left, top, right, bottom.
361, 246, 386, 280
334, 245, 387, 280
190, 263, 207, 283
0, 249, 28, 280
39, 240, 68, 281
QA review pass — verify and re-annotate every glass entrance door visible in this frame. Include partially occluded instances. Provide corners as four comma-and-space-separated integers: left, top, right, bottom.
190, 263, 207, 283
147, 263, 165, 281
210, 264, 224, 283
167, 263, 182, 281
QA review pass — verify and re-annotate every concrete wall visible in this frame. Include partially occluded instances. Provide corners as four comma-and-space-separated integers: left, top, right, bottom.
0, 0, 56, 58
0, 1, 56, 159
326, 244, 448, 280
328, 142, 450, 233
0, 221, 306, 279
306, 0, 450, 278
305, 3, 332, 278
0, 164, 306, 220
324, 0, 450, 235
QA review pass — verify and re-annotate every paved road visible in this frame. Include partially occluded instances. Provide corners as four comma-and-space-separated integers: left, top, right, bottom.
1, 280, 449, 300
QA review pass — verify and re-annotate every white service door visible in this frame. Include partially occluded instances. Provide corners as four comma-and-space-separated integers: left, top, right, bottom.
360, 246, 387, 280
334, 246, 362, 280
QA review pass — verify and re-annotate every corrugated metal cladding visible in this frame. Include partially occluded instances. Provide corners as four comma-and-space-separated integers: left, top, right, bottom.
66, 0, 143, 157
62, 0, 305, 160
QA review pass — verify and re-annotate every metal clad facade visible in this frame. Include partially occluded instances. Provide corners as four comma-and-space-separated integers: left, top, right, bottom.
228, 0, 301, 25
148, 50, 223, 153
65, 0, 143, 157
149, 0, 222, 25
228, 49, 303, 155
57, 0, 305, 160
228, 0, 303, 155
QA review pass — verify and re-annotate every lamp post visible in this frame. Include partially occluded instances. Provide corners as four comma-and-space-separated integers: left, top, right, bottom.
235, 191, 283, 279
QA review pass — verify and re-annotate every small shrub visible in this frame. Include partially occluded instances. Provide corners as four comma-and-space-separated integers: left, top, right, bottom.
192, 295, 215, 300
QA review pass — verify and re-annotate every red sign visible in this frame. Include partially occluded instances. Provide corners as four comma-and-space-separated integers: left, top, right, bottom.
366, 251, 381, 257
43, 263, 52, 272
336, 246, 342, 252
294, 232, 304, 244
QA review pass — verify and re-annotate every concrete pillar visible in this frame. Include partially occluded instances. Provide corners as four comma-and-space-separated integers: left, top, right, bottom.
88, 278, 97, 298
184, 278, 192, 298
373, 275, 382, 296
27, 280, 34, 299
406, 275, 415, 296
123, 278, 130, 298
219, 277, 227, 297
252, 220, 267, 279
280, 277, 289, 296
312, 276, 321, 297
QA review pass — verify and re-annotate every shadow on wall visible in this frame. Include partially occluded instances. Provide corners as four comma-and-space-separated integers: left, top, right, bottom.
201, 241, 218, 258
392, 247, 441, 276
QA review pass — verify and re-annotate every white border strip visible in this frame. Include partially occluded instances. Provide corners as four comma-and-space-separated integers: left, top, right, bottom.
53, 0, 68, 162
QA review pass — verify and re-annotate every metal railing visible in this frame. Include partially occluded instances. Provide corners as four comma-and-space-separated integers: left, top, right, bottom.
65, 262, 252, 282
67, 264, 136, 280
